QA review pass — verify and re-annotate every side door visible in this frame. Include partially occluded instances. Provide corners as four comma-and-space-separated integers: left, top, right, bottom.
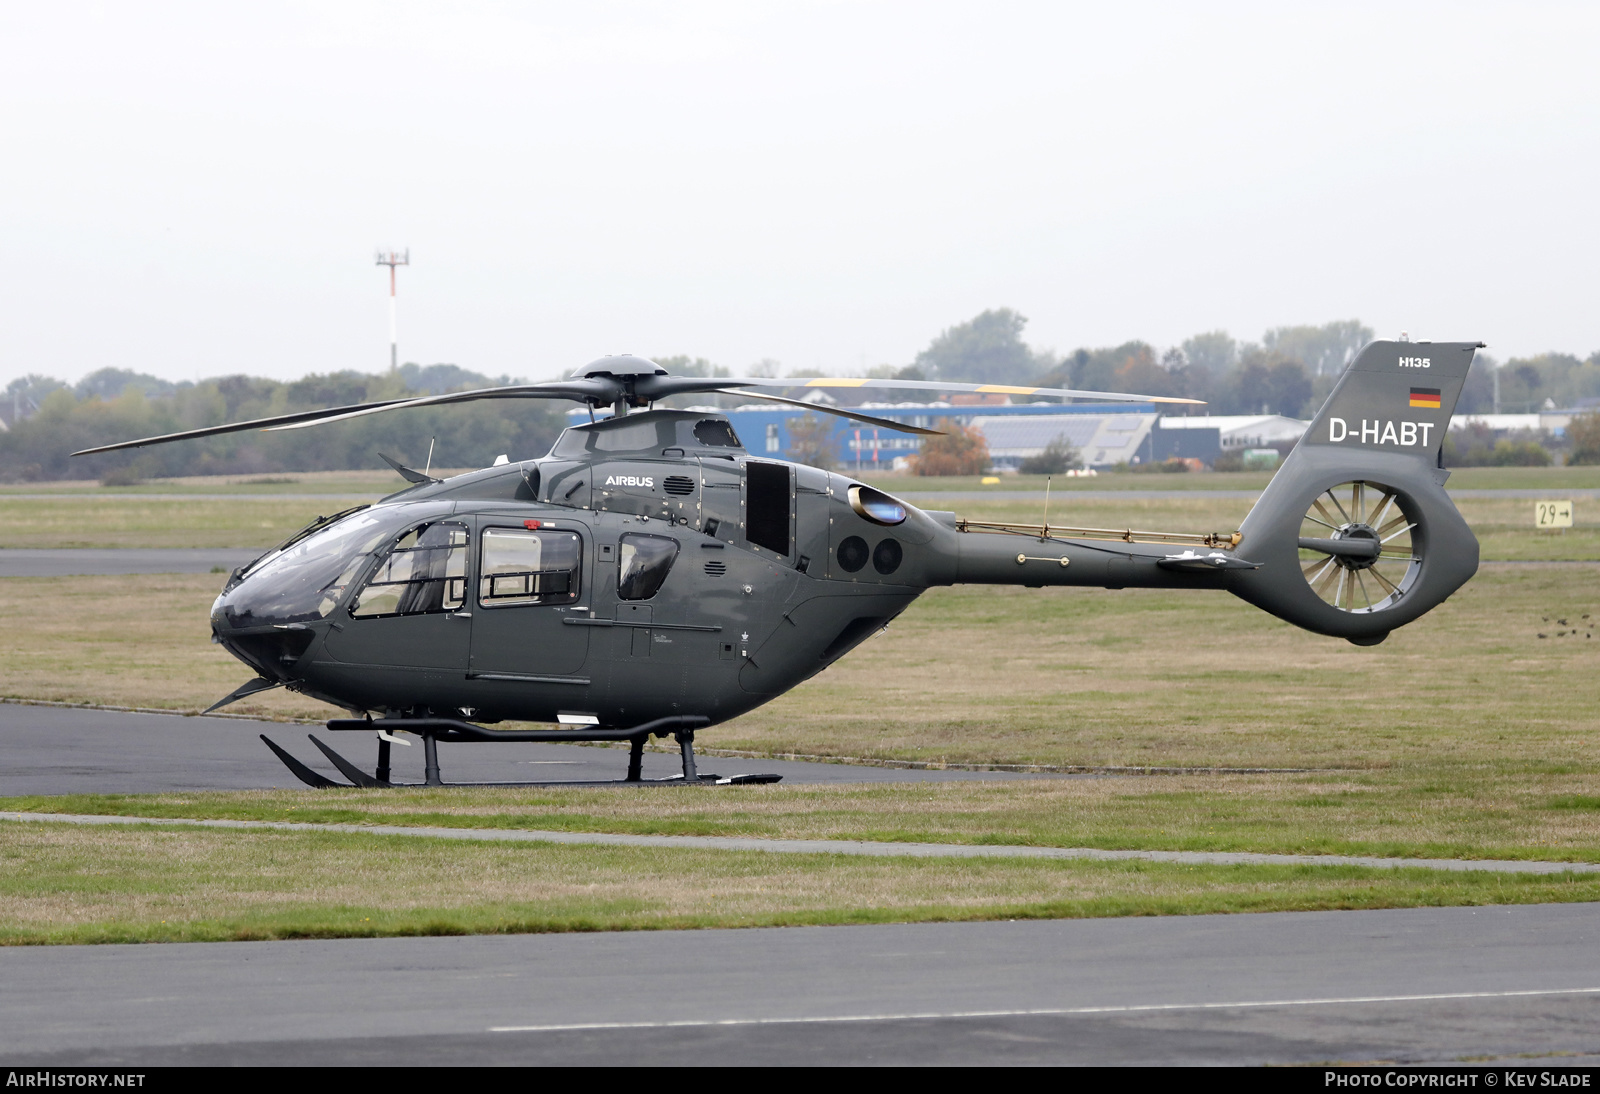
613, 531, 681, 661
595, 521, 711, 666
468, 521, 590, 678
321, 519, 472, 670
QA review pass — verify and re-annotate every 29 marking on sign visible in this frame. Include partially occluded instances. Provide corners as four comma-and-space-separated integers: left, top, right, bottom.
1535, 500, 1573, 529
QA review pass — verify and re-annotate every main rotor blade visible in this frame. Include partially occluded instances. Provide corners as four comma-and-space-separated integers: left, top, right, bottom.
262, 381, 616, 431
70, 397, 417, 456
640, 374, 1205, 406
708, 390, 945, 435
71, 380, 617, 456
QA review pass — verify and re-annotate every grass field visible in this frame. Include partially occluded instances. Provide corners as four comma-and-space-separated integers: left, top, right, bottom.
0, 820, 1596, 945
0, 469, 439, 496
2, 566, 1594, 771
860, 466, 1600, 493
2, 475, 1597, 558
14, 761, 1600, 862
2, 563, 1597, 858
0, 497, 374, 549
5, 464, 1595, 498
2, 467, 1597, 942
947, 494, 1600, 562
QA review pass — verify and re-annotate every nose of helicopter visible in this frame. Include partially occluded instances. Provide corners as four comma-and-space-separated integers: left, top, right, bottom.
211, 591, 320, 683
207, 505, 400, 681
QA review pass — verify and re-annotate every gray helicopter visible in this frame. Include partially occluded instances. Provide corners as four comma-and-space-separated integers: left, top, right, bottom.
75, 340, 1482, 788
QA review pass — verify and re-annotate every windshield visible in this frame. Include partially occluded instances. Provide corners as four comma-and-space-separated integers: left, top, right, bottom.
237, 505, 371, 582
213, 507, 409, 628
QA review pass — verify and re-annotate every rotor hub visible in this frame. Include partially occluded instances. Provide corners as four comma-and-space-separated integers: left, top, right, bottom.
571, 354, 665, 380
568, 356, 666, 410
1331, 523, 1381, 571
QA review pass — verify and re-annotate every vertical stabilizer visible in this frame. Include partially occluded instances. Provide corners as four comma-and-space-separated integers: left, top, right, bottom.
1228, 340, 1483, 642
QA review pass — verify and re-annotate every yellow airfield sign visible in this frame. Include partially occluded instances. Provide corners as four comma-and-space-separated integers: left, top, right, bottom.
1535, 500, 1574, 529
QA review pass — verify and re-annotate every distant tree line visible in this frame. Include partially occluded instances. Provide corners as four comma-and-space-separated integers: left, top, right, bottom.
11, 311, 1600, 480
865, 309, 1600, 421
0, 364, 566, 482
865, 310, 1374, 418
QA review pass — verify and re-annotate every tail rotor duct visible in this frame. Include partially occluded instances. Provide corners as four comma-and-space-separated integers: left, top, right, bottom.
1297, 480, 1419, 614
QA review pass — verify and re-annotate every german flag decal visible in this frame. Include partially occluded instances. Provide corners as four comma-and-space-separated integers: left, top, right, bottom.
1409, 387, 1442, 409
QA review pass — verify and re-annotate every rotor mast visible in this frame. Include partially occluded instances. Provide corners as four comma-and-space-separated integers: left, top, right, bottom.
375, 249, 410, 372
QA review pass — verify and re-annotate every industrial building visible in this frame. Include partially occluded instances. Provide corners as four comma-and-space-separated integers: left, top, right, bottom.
1155, 414, 1311, 452
565, 401, 1577, 472
1449, 412, 1574, 436
572, 402, 1243, 470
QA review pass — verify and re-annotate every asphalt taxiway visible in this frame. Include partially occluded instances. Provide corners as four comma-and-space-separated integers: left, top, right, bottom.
0, 547, 264, 577
2, 904, 1598, 1065
0, 702, 1099, 795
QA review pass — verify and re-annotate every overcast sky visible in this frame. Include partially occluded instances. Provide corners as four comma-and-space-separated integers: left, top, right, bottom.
2, 1, 1596, 389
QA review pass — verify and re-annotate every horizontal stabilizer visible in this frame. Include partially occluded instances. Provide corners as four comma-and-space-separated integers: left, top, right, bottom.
1157, 551, 1263, 573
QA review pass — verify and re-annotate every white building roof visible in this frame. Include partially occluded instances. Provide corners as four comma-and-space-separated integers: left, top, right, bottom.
1157, 414, 1308, 449
1450, 414, 1543, 431
975, 413, 1159, 467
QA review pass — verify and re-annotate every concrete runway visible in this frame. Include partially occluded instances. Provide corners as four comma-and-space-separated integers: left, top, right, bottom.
0, 547, 263, 577
0, 703, 1096, 794
2, 904, 1598, 1065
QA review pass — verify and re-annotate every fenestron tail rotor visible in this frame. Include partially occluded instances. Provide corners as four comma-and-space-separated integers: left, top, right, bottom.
1296, 481, 1419, 614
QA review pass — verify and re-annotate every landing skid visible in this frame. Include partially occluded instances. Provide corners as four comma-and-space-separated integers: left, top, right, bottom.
260, 714, 781, 789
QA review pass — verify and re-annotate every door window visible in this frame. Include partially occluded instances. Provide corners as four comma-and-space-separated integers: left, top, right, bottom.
478, 528, 582, 607
350, 522, 468, 617
618, 534, 679, 601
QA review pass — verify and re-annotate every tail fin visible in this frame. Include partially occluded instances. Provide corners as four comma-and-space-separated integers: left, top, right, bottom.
1228, 340, 1482, 644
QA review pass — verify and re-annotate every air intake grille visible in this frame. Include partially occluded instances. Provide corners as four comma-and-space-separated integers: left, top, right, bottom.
703, 560, 727, 576
664, 475, 695, 496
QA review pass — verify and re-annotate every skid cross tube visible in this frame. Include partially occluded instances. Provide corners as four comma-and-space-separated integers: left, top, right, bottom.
260, 716, 785, 789
325, 715, 710, 744
258, 715, 735, 789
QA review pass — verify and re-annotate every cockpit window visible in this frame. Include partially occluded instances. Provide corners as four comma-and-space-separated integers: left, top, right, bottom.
478, 528, 581, 607
213, 508, 399, 628
351, 522, 468, 618
238, 506, 386, 585
617, 533, 679, 601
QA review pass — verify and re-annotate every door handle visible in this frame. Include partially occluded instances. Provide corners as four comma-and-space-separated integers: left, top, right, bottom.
448, 612, 473, 620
